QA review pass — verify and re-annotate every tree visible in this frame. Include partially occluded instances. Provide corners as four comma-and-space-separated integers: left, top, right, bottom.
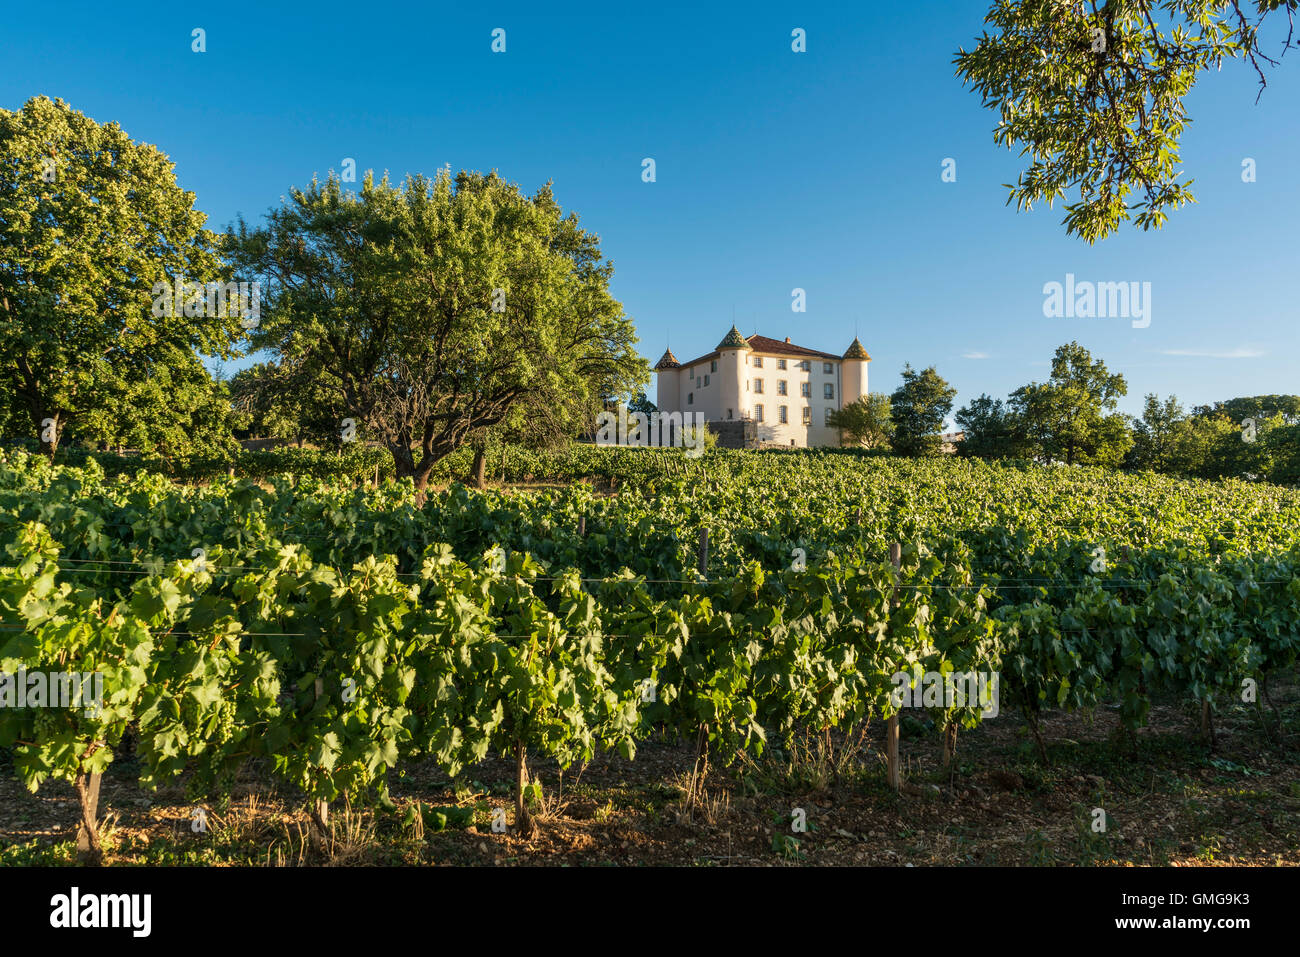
956, 1, 1297, 242
1217, 394, 1300, 426
104, 361, 238, 461
1266, 423, 1300, 485
828, 392, 894, 449
226, 169, 648, 493
954, 394, 1024, 459
467, 382, 607, 489
627, 390, 657, 418
1011, 342, 1131, 466
1195, 408, 1281, 479
1127, 393, 1186, 471
0, 96, 242, 457
890, 366, 956, 457
229, 361, 346, 447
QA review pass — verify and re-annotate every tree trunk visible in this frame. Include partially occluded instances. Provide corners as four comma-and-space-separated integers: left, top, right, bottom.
514, 742, 536, 837
412, 458, 435, 507
471, 444, 487, 490
387, 441, 416, 478
35, 409, 60, 460
75, 771, 103, 865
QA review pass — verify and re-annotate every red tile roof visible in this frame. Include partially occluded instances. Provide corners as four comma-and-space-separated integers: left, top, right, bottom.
746, 335, 841, 360
676, 334, 841, 370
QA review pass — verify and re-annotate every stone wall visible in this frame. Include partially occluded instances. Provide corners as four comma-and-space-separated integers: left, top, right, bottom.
707, 419, 758, 449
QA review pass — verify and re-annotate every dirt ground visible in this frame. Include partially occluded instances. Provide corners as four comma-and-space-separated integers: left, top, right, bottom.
3, 678, 1296, 867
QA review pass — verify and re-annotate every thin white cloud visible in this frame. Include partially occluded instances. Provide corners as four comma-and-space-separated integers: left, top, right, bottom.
962, 351, 991, 359
1161, 347, 1265, 359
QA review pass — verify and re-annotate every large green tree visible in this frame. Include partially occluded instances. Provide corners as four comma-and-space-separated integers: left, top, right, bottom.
890, 366, 957, 457
0, 96, 242, 455
228, 360, 346, 447
828, 392, 894, 449
955, 393, 1026, 459
1127, 393, 1187, 471
956, 1, 1297, 242
1211, 394, 1300, 425
1011, 341, 1131, 466
226, 169, 647, 491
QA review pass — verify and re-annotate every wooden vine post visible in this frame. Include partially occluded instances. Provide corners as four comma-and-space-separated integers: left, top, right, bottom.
943, 720, 958, 770
578, 516, 586, 538
887, 543, 901, 792
313, 677, 329, 839
686, 526, 711, 814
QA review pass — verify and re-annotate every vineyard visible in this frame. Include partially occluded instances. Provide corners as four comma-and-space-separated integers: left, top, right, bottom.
2, 445, 1299, 865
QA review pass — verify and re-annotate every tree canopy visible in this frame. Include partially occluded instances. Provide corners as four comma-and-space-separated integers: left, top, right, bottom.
828, 392, 894, 449
0, 96, 241, 456
955, 394, 1025, 459
226, 169, 648, 490
956, 1, 1298, 241
1010, 341, 1131, 466
890, 366, 957, 457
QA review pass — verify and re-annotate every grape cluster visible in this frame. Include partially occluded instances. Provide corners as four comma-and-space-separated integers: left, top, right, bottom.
213, 698, 237, 745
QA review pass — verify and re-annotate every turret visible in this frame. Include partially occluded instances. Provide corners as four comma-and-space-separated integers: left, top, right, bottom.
654, 347, 681, 412
716, 325, 751, 421
841, 337, 871, 404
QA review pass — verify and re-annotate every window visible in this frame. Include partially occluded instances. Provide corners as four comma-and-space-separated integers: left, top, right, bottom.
824, 383, 834, 400
779, 406, 788, 424
689, 367, 694, 379
777, 380, 787, 396
754, 404, 764, 422
824, 362, 833, 374
800, 382, 811, 398
799, 360, 811, 371
687, 393, 693, 404
777, 359, 787, 370
801, 407, 811, 425
825, 407, 834, 425
703, 374, 710, 386
710, 360, 717, 373
753, 356, 763, 368
753, 378, 763, 394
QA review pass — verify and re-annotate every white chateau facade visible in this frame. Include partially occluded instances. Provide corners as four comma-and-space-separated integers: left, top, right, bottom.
654, 326, 871, 448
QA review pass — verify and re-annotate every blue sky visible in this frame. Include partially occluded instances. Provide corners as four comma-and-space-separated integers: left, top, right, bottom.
3, 1, 1296, 420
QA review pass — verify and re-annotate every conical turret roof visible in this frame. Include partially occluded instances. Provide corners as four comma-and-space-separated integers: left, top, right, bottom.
843, 337, 871, 360
717, 325, 752, 350
654, 348, 681, 370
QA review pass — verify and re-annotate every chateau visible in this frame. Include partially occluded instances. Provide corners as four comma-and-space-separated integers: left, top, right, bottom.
654, 326, 871, 448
